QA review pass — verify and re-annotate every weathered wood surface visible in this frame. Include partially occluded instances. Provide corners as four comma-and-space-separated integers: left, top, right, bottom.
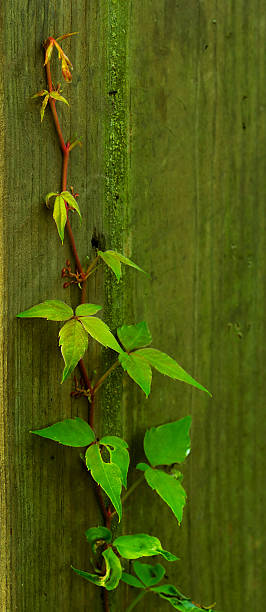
0, 1, 265, 611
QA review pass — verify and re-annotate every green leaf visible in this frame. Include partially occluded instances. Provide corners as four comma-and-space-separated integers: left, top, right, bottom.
152, 584, 183, 597
80, 316, 122, 353
151, 585, 209, 611
117, 322, 152, 351
100, 436, 128, 449
144, 416, 192, 466
45, 192, 58, 207
121, 572, 144, 589
53, 194, 67, 243
118, 352, 152, 397
85, 444, 122, 521
98, 250, 146, 281
40, 94, 49, 121
133, 561, 165, 587
100, 436, 129, 487
31, 417, 95, 447
85, 526, 112, 553
72, 547, 122, 591
135, 348, 211, 396
32, 89, 48, 98
16, 299, 73, 321
69, 139, 82, 152
117, 252, 146, 274
136, 462, 149, 472
113, 534, 178, 562
75, 303, 102, 317
102, 548, 122, 591
71, 567, 103, 587
144, 468, 186, 524
59, 319, 88, 383
108, 448, 129, 488
49, 91, 69, 105
98, 250, 122, 280
61, 190, 82, 219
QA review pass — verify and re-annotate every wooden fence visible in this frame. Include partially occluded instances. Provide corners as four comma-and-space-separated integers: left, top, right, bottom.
0, 1, 265, 610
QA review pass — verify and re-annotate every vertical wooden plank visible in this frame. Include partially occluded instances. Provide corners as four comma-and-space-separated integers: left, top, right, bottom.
0, 2, 109, 610
1, 1, 265, 611
0, 20, 10, 608
124, 1, 266, 611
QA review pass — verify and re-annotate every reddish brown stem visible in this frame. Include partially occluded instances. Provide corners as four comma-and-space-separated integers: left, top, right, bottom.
81, 277, 87, 303
45, 61, 66, 153
105, 507, 112, 530
62, 142, 84, 276
45, 58, 93, 417
45, 53, 112, 611
66, 216, 84, 276
78, 359, 93, 396
46, 60, 84, 277
103, 589, 110, 612
89, 393, 95, 429
61, 144, 69, 188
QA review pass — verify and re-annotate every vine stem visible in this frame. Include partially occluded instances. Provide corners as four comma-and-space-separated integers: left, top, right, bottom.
93, 360, 119, 395
45, 60, 66, 153
45, 52, 110, 612
103, 590, 111, 612
126, 591, 146, 611
46, 59, 84, 276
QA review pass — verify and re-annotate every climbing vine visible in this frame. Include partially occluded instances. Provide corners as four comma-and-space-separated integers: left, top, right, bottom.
17, 34, 216, 612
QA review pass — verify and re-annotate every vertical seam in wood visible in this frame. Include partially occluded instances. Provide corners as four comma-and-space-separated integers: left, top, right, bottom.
0, 46, 10, 610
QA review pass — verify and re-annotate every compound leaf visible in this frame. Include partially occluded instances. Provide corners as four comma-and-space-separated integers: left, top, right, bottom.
98, 250, 146, 281
17, 299, 73, 321
31, 417, 95, 447
144, 416, 192, 466
144, 468, 186, 524
118, 352, 152, 397
75, 303, 102, 317
80, 316, 122, 353
61, 190, 81, 219
133, 561, 165, 587
53, 194, 67, 243
72, 547, 122, 591
113, 534, 178, 562
85, 444, 122, 521
117, 322, 152, 352
135, 348, 211, 396
59, 319, 88, 383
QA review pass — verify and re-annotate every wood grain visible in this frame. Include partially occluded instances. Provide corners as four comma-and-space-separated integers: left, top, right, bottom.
124, 1, 266, 611
0, 1, 265, 611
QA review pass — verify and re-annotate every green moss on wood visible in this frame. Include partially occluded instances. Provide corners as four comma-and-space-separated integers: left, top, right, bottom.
102, 0, 129, 438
